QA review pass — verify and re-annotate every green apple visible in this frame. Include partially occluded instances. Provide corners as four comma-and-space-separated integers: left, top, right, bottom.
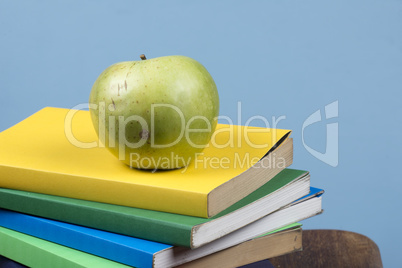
89, 55, 219, 170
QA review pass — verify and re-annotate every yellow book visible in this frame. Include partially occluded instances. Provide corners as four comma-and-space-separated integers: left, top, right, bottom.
0, 107, 292, 218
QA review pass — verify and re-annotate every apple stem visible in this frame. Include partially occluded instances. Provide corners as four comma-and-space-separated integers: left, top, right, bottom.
140, 54, 147, 60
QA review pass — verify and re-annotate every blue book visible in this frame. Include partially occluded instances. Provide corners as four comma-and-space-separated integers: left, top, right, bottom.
0, 188, 323, 268
294, 187, 324, 203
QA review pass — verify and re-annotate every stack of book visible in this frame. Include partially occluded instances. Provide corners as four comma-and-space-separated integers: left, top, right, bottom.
0, 107, 324, 268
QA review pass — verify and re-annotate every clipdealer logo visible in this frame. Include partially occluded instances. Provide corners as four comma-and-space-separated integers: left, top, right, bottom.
63, 100, 339, 169
302, 101, 339, 167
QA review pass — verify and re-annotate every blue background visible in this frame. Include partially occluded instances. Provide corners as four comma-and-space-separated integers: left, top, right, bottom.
1, 1, 401, 266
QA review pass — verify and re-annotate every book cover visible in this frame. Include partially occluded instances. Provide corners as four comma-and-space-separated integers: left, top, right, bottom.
0, 192, 322, 268
0, 107, 292, 218
0, 169, 310, 248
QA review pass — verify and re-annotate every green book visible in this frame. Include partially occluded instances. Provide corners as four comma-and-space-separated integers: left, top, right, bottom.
0, 224, 302, 268
0, 169, 310, 248
0, 226, 131, 268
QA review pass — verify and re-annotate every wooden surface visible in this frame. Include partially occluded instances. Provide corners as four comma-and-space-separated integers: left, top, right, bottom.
269, 229, 383, 268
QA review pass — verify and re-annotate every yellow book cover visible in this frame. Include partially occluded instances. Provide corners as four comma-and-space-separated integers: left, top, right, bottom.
0, 107, 292, 218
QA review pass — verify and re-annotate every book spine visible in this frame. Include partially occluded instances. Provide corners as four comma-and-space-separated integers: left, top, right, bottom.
0, 188, 194, 247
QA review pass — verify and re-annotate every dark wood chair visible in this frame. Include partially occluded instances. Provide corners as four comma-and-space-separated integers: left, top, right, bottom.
268, 230, 383, 268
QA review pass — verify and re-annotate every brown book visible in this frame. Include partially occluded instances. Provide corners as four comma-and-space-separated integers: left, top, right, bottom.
175, 226, 302, 268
